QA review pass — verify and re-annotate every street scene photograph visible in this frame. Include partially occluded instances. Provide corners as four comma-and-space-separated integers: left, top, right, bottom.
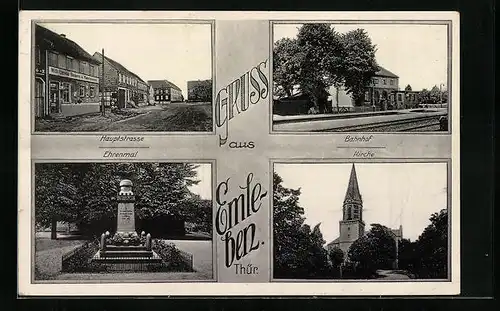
272, 23, 450, 132
34, 162, 213, 281
273, 162, 449, 280
33, 22, 213, 132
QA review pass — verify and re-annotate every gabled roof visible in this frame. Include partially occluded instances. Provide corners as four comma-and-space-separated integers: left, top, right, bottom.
375, 66, 399, 78
93, 52, 146, 84
147, 79, 182, 92
35, 24, 101, 65
344, 164, 362, 204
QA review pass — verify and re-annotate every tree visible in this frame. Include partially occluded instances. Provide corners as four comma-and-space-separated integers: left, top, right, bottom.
273, 172, 332, 279
412, 209, 448, 278
35, 163, 81, 239
273, 37, 303, 98
328, 247, 345, 269
348, 224, 397, 277
189, 80, 212, 102
296, 24, 344, 113
405, 84, 412, 91
339, 28, 378, 106
273, 25, 379, 113
35, 163, 208, 238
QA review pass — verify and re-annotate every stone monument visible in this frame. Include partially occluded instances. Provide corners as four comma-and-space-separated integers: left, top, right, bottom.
90, 179, 162, 271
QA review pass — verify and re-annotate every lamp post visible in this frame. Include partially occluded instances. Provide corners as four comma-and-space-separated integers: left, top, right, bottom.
439, 83, 445, 108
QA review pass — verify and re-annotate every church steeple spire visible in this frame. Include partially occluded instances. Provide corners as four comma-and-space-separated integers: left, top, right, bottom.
344, 163, 362, 204
343, 164, 363, 221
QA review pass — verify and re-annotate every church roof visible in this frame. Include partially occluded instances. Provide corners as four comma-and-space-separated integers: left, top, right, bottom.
344, 164, 362, 204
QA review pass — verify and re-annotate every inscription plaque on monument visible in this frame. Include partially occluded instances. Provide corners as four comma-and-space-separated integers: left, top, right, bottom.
116, 179, 136, 233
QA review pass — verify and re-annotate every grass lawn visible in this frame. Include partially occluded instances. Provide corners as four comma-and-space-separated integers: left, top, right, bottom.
35, 237, 87, 280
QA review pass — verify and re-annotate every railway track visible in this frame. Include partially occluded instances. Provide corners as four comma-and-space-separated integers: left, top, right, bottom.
316, 115, 444, 132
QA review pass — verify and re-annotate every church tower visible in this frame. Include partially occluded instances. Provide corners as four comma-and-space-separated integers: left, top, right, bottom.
338, 164, 365, 255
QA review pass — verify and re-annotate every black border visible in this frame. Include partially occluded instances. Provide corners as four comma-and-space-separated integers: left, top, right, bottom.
14, 0, 495, 307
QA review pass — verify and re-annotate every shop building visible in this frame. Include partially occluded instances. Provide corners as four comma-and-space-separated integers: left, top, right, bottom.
92, 52, 149, 108
34, 24, 102, 118
147, 80, 183, 104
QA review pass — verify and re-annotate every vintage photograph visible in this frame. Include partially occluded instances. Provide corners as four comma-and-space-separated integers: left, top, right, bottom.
33, 22, 213, 132
272, 23, 450, 132
273, 162, 449, 280
33, 162, 213, 281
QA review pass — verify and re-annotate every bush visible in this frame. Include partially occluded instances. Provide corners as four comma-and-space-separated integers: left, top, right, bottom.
61, 240, 105, 273
152, 239, 193, 272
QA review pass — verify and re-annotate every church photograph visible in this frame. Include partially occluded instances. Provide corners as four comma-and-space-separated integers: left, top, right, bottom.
273, 162, 449, 280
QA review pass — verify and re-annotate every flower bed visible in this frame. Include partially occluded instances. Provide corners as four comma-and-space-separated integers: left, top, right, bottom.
61, 240, 107, 273
152, 239, 194, 272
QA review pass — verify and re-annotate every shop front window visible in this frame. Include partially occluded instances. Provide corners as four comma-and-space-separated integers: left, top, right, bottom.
60, 83, 71, 103
79, 85, 85, 97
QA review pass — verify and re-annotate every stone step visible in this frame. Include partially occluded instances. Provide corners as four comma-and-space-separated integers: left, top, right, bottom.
100, 250, 153, 258
91, 257, 163, 264
105, 245, 148, 251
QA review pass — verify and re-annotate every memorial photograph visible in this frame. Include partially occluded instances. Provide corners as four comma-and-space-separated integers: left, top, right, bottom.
33, 162, 214, 282
272, 22, 450, 132
272, 162, 449, 281
32, 22, 213, 133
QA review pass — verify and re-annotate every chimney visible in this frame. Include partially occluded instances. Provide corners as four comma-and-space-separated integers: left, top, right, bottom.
60, 34, 66, 38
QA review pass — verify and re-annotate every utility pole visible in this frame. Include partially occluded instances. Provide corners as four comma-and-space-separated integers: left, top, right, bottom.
101, 49, 105, 116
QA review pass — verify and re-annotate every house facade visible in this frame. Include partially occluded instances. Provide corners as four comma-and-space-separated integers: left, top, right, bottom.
147, 80, 183, 104
92, 52, 148, 109
34, 24, 102, 118
187, 79, 212, 102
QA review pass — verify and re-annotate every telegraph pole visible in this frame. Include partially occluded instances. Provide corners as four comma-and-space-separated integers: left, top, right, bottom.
101, 49, 105, 116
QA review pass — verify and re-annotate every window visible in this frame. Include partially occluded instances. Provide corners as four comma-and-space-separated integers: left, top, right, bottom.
397, 94, 402, 101
72, 59, 79, 72
89, 65, 95, 77
79, 85, 85, 97
48, 52, 58, 67
86, 85, 90, 97
35, 46, 41, 65
390, 79, 394, 85
66, 57, 74, 71
373, 78, 378, 85
383, 79, 387, 85
60, 83, 71, 103
79, 62, 89, 75
58, 54, 66, 69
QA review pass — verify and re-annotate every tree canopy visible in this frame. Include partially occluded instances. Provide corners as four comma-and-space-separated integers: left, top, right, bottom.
35, 162, 211, 238
347, 224, 397, 276
273, 172, 333, 279
273, 24, 378, 112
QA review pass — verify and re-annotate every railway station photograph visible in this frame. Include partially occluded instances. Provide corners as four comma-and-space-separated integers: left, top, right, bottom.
272, 23, 450, 132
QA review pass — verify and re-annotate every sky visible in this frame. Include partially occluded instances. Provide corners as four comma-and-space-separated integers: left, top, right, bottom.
273, 24, 449, 91
274, 163, 448, 242
188, 163, 212, 200
39, 23, 212, 97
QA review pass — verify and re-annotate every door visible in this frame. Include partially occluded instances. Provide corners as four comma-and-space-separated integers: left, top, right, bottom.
35, 79, 45, 117
118, 89, 126, 108
49, 81, 60, 114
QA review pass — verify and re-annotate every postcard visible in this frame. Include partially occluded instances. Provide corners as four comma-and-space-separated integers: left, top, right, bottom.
18, 11, 460, 296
